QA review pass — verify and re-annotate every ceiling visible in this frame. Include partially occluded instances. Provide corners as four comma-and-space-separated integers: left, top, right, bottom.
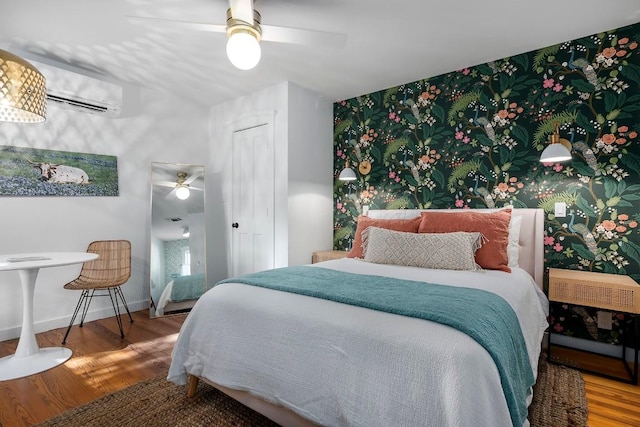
2, 1, 640, 107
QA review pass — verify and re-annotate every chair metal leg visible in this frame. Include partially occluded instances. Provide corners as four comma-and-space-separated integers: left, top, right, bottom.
114, 286, 133, 323
108, 288, 125, 338
79, 289, 95, 327
62, 290, 90, 345
63, 286, 133, 344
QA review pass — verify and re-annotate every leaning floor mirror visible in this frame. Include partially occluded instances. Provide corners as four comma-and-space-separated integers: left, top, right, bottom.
150, 162, 206, 317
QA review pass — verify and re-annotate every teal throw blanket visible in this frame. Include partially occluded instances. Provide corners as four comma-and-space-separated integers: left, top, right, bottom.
171, 273, 206, 302
219, 266, 534, 426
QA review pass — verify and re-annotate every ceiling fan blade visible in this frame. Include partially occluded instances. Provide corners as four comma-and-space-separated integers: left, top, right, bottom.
183, 172, 202, 185
155, 180, 178, 188
127, 16, 226, 34
261, 24, 347, 48
229, 0, 255, 24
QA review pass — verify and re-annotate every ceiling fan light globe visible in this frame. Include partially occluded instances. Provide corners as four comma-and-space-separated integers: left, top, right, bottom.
175, 185, 191, 200
226, 31, 261, 70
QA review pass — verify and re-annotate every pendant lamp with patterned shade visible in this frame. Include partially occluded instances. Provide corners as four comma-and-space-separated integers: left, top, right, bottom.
0, 49, 47, 123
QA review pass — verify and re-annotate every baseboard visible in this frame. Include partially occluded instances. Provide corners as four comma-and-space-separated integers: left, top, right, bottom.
0, 299, 149, 343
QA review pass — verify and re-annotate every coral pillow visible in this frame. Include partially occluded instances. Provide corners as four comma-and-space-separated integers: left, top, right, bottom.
347, 216, 422, 259
418, 209, 512, 272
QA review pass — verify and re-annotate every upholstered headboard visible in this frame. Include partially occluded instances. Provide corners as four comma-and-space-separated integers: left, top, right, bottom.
365, 208, 545, 289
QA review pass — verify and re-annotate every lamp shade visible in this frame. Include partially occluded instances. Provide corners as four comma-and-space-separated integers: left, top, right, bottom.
0, 49, 47, 123
226, 31, 261, 70
338, 167, 357, 181
540, 143, 572, 163
175, 185, 191, 200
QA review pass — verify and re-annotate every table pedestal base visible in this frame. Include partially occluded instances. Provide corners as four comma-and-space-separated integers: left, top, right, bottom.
0, 347, 72, 381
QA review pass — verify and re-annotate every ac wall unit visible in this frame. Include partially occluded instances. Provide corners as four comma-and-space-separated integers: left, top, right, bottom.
30, 60, 122, 118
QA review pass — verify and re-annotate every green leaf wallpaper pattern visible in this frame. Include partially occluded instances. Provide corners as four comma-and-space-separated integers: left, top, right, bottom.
333, 22, 640, 344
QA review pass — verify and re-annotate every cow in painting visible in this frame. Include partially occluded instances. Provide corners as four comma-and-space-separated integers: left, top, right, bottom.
25, 158, 90, 184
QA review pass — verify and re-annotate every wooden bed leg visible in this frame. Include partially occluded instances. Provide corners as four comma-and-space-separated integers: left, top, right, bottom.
187, 375, 199, 398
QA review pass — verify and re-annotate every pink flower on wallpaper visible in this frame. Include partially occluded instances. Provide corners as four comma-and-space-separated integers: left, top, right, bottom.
389, 171, 396, 179
395, 177, 401, 183
554, 243, 563, 252
543, 78, 555, 88
554, 323, 564, 332
553, 83, 563, 92
553, 163, 563, 172
455, 131, 464, 140
336, 202, 343, 210
463, 136, 470, 143
544, 236, 555, 246
455, 199, 464, 207
336, 149, 343, 157
461, 68, 471, 75
389, 112, 396, 120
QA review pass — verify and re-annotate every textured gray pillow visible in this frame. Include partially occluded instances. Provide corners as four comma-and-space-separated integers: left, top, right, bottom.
362, 226, 484, 271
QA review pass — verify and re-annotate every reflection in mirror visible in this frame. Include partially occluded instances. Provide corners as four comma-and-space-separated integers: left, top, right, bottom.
150, 162, 206, 317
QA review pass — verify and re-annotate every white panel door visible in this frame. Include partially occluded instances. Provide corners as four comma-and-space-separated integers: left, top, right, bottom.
231, 123, 275, 277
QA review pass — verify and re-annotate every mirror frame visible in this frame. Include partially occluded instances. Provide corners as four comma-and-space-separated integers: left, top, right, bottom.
149, 162, 206, 317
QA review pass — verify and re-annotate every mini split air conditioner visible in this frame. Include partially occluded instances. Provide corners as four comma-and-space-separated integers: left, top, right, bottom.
30, 60, 122, 118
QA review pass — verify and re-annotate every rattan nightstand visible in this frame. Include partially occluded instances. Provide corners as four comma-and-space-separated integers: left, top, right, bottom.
547, 267, 640, 384
311, 250, 348, 264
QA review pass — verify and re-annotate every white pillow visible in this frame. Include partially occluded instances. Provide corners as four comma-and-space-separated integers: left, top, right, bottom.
362, 226, 483, 271
508, 214, 522, 268
367, 207, 522, 267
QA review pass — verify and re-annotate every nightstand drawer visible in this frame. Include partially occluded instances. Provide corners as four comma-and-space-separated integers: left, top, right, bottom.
548, 268, 640, 313
311, 250, 348, 264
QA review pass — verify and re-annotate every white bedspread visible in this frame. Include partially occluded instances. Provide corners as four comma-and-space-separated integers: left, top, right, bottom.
168, 258, 549, 427
155, 280, 174, 316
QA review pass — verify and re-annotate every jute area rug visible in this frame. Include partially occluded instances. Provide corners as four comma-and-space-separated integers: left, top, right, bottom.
37, 359, 587, 427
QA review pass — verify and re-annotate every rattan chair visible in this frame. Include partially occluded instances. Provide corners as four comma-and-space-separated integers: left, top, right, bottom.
62, 240, 133, 344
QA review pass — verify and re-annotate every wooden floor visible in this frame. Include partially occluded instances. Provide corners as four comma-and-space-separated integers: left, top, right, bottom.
0, 310, 187, 427
0, 312, 639, 426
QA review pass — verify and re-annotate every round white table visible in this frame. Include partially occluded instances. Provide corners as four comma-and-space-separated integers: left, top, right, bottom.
0, 252, 98, 381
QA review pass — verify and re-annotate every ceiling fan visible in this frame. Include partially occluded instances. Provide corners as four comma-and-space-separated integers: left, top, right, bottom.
155, 171, 203, 200
129, 0, 347, 70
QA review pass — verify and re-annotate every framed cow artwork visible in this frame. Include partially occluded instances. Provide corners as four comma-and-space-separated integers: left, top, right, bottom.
0, 145, 118, 197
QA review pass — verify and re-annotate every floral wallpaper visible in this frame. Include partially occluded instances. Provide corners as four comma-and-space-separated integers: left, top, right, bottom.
164, 239, 189, 281
333, 22, 640, 345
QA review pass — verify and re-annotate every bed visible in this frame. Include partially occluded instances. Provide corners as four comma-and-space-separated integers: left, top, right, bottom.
156, 273, 207, 315
167, 208, 548, 426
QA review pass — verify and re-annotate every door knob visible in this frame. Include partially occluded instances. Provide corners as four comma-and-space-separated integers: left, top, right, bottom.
232, 222, 239, 228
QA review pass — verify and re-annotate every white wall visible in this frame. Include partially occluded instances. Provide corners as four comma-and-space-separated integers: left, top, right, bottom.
287, 84, 334, 266
0, 88, 208, 341
207, 81, 333, 283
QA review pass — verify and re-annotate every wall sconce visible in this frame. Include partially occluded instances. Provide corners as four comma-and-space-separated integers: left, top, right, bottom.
540, 123, 572, 163
182, 227, 190, 238
0, 49, 47, 123
338, 160, 357, 181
